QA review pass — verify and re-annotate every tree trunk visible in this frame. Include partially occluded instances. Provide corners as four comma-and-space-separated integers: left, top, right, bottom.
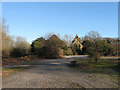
95, 57, 98, 63
95, 53, 99, 63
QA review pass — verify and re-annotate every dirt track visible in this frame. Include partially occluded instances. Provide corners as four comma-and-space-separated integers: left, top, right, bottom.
2, 56, 118, 88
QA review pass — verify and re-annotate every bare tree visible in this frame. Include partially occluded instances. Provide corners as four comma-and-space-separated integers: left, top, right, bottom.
84, 30, 101, 41
2, 19, 30, 58
63, 34, 73, 46
2, 19, 14, 57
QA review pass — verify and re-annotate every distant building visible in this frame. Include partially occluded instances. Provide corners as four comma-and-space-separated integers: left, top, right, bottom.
71, 34, 83, 51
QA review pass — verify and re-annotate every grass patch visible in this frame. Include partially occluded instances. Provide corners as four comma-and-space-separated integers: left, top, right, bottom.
69, 59, 119, 76
2, 68, 22, 77
2, 66, 30, 77
76, 59, 118, 68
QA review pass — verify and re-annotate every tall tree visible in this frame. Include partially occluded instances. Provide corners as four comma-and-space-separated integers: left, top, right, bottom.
10, 36, 30, 57
83, 31, 101, 63
31, 37, 45, 57
44, 34, 66, 58
63, 34, 73, 46
31, 34, 66, 58
2, 19, 14, 58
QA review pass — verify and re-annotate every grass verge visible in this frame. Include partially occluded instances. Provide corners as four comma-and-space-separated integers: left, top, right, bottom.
70, 59, 119, 75
2, 66, 30, 77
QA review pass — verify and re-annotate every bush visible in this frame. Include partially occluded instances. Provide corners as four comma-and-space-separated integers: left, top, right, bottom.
1, 20, 30, 58
31, 37, 45, 58
10, 36, 30, 58
10, 48, 27, 57
63, 48, 73, 55
31, 34, 67, 59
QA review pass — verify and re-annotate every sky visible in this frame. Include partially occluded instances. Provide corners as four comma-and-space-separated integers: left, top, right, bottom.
2, 2, 118, 43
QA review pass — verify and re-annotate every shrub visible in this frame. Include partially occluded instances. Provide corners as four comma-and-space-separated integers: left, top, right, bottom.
63, 48, 73, 55
31, 34, 66, 59
10, 48, 27, 57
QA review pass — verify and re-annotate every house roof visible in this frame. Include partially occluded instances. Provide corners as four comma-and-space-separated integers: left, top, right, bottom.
72, 34, 81, 43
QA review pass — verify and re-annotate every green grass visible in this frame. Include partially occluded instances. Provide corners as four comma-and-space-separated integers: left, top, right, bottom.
70, 59, 119, 76
76, 59, 118, 68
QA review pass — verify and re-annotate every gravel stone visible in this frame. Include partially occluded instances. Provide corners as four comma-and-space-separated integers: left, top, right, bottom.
2, 56, 118, 88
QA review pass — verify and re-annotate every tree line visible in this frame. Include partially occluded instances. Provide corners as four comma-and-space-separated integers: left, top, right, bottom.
31, 31, 119, 61
2, 20, 30, 58
1, 20, 120, 62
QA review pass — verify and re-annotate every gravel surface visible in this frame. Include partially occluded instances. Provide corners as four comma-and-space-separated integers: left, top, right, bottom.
2, 56, 118, 88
